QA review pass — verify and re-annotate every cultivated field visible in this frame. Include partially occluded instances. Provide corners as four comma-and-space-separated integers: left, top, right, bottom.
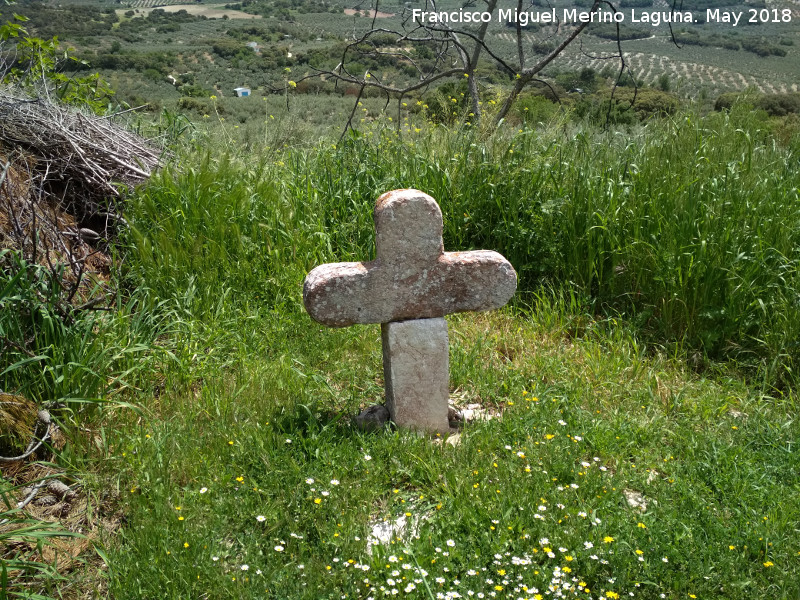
343, 8, 395, 17
118, 3, 262, 18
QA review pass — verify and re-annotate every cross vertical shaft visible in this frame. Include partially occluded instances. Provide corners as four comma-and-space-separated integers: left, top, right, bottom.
382, 318, 450, 433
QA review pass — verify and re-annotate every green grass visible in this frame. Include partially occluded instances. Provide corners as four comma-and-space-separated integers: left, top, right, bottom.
4, 105, 800, 598
127, 105, 800, 385
0, 251, 165, 415
101, 304, 799, 599
81, 107, 800, 598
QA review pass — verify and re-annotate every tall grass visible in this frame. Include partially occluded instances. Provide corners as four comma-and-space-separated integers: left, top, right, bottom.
0, 250, 179, 434
67, 105, 800, 600
126, 107, 800, 387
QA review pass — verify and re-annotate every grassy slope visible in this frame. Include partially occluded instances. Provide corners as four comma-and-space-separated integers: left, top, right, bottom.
102, 303, 800, 600
131, 106, 800, 379
9, 0, 800, 119
89, 109, 800, 599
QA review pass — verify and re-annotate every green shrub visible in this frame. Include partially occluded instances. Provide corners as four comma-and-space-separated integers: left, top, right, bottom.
555, 67, 600, 93
1, 16, 114, 112
513, 93, 562, 124
178, 97, 211, 113
181, 83, 212, 98
575, 88, 677, 124
714, 92, 744, 112
716, 93, 800, 117
626, 88, 680, 117
212, 39, 246, 59
756, 93, 800, 117
143, 68, 163, 82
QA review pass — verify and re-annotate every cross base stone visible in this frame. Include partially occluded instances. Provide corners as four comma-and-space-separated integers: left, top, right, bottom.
381, 317, 450, 434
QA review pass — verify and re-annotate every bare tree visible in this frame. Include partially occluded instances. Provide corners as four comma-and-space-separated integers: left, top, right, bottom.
308, 0, 635, 133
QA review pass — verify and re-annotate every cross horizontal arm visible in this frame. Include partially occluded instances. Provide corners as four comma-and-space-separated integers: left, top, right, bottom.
303, 250, 517, 327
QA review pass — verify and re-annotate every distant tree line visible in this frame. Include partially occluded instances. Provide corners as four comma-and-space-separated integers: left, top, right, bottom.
75, 50, 175, 76
590, 24, 651, 41
673, 29, 789, 57
0, 2, 117, 39
715, 92, 800, 116
227, 0, 343, 19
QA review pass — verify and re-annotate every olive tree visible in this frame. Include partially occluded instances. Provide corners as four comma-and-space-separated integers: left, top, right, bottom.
309, 0, 635, 129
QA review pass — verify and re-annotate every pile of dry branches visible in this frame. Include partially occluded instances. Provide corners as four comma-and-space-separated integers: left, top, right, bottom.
0, 86, 163, 229
0, 86, 164, 297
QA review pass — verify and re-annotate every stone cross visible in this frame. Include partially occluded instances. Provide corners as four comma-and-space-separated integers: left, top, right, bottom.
303, 189, 517, 433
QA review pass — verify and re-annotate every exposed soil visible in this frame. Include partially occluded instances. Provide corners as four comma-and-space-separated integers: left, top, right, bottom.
117, 4, 262, 19
344, 8, 395, 17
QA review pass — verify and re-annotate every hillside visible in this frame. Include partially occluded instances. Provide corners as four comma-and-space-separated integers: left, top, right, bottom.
2, 0, 798, 128
2, 3, 800, 598
2, 97, 800, 597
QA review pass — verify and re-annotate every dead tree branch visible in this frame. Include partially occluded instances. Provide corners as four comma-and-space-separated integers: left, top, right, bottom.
0, 409, 52, 464
308, 0, 631, 127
